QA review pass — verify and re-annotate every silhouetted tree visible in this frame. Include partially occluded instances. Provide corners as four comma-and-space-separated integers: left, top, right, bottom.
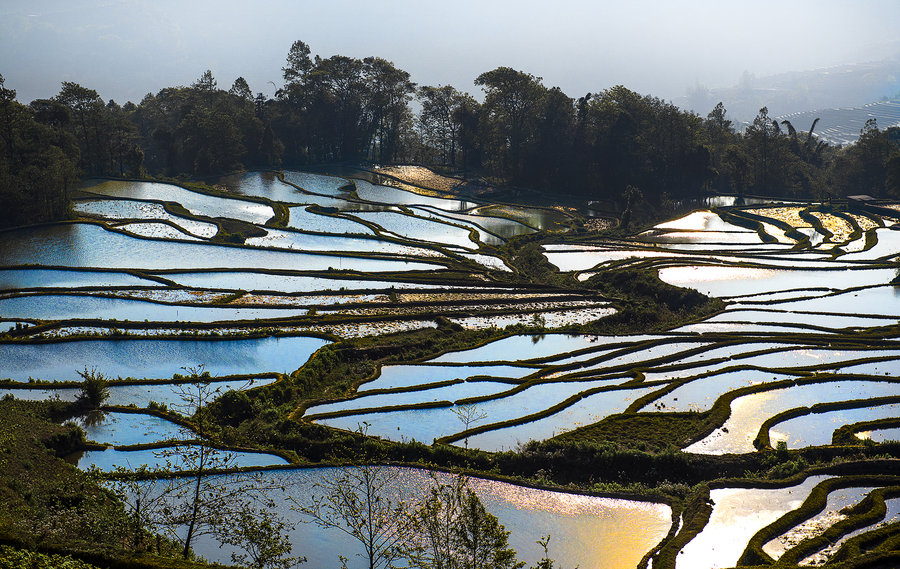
230, 77, 253, 101
282, 40, 313, 85
475, 67, 546, 182
418, 85, 471, 167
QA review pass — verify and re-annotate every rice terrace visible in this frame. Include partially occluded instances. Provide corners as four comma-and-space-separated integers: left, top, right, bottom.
2, 4, 900, 569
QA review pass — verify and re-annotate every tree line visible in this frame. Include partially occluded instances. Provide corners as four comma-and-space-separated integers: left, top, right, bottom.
2, 39, 900, 228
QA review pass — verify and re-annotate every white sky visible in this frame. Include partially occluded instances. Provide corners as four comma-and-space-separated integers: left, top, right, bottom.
2, 0, 899, 105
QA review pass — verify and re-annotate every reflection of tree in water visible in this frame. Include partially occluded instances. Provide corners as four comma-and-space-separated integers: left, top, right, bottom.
79, 408, 107, 428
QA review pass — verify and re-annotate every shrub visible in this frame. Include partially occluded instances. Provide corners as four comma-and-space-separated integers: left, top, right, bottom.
75, 368, 109, 411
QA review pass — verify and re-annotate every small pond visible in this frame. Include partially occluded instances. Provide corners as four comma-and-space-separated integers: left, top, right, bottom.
216, 171, 308, 203
464, 384, 660, 452
73, 199, 218, 238
0, 268, 156, 290
317, 378, 631, 445
244, 227, 443, 257
1, 377, 277, 409
762, 485, 879, 561
350, 210, 478, 250
79, 411, 183, 446
768, 403, 900, 449
286, 206, 374, 234
282, 171, 353, 196
0, 294, 314, 322
657, 266, 895, 298
353, 179, 473, 211
358, 364, 535, 392
430, 333, 615, 364
79, 446, 288, 471
160, 271, 443, 292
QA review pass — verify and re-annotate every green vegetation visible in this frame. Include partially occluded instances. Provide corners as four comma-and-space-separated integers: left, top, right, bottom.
0, 397, 200, 567
211, 218, 268, 244
5, 40, 900, 230
0, 75, 79, 228
0, 545, 102, 569
552, 412, 708, 451
75, 367, 110, 411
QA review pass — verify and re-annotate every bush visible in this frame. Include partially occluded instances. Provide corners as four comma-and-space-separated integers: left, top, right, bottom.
75, 368, 109, 411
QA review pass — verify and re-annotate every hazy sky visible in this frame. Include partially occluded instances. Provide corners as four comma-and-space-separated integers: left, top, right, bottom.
2, 0, 899, 105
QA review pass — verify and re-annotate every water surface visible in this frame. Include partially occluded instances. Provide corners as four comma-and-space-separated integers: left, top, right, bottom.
178, 466, 672, 569
83, 180, 274, 224
0, 223, 441, 272
677, 476, 832, 569
0, 336, 327, 381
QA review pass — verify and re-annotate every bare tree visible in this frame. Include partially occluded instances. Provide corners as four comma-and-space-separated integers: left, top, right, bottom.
291, 425, 413, 569
164, 366, 229, 559
452, 404, 488, 464
292, 462, 412, 569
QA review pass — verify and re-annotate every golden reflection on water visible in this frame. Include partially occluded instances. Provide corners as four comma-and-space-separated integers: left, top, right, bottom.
390, 468, 672, 569
678, 476, 832, 569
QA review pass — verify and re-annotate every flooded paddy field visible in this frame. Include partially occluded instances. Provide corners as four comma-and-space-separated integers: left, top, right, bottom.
4, 172, 900, 568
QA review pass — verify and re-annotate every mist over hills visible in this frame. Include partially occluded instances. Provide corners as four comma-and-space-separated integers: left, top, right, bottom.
678, 56, 900, 124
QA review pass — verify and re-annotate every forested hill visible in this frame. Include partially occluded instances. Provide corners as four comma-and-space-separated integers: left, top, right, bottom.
2, 39, 900, 229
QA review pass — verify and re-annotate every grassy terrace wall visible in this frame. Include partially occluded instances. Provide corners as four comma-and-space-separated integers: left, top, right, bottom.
0, 397, 223, 569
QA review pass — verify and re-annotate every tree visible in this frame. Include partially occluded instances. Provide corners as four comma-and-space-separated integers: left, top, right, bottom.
452, 404, 487, 464
230, 77, 253, 101
418, 85, 470, 167
475, 67, 546, 181
302, 54, 367, 160
704, 102, 732, 141
530, 86, 574, 187
105, 466, 175, 555
0, 75, 79, 228
529, 535, 560, 569
192, 70, 217, 92
108, 365, 297, 564
159, 366, 232, 559
619, 185, 642, 230
452, 97, 481, 174
744, 106, 784, 192
56, 81, 104, 173
830, 120, 897, 197
362, 57, 416, 162
292, 459, 412, 569
283, 40, 313, 85
407, 475, 523, 569
218, 506, 305, 569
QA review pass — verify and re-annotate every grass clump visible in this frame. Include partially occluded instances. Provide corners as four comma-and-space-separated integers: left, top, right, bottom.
74, 368, 109, 412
